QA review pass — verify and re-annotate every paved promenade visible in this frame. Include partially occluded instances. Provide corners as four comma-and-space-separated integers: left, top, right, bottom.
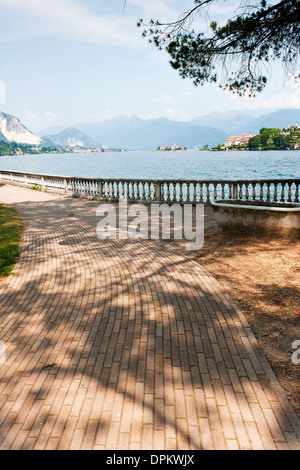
0, 183, 299, 450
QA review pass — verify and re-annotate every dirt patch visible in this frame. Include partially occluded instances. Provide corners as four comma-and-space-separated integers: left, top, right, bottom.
196, 228, 300, 417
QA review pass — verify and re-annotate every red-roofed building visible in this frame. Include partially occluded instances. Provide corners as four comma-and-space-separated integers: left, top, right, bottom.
224, 133, 254, 147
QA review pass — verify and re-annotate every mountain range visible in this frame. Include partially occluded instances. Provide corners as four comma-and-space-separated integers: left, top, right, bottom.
71, 116, 228, 150
191, 108, 300, 135
1, 108, 300, 150
41, 109, 300, 150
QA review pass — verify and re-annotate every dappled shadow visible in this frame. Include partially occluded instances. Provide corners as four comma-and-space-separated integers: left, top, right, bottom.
0, 196, 299, 449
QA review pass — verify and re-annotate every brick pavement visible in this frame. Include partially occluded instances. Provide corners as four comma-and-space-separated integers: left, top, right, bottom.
0, 183, 299, 450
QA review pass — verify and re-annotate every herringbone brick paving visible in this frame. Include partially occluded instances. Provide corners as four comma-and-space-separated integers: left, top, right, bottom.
0, 183, 299, 450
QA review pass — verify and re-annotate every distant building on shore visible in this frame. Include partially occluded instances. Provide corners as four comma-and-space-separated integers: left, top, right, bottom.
224, 133, 254, 147
157, 144, 187, 151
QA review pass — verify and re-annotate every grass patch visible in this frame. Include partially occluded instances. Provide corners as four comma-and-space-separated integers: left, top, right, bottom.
0, 204, 23, 277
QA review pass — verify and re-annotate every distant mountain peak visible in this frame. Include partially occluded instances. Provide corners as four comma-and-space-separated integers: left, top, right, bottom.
43, 127, 101, 148
0, 111, 42, 145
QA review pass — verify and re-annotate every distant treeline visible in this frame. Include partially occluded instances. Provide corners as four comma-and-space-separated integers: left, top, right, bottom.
211, 126, 300, 151
248, 127, 300, 150
0, 141, 60, 156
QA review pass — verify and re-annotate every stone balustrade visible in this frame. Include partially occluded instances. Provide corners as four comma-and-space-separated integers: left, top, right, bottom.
0, 169, 299, 204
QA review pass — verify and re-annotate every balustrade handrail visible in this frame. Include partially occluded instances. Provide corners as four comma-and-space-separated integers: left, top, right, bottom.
0, 169, 299, 204
0, 168, 299, 184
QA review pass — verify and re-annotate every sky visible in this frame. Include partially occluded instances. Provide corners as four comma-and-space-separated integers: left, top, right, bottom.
0, 0, 299, 133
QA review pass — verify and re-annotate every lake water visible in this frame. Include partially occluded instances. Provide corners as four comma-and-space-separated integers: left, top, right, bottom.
0, 150, 299, 180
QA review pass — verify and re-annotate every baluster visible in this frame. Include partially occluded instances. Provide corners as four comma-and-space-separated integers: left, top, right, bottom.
174, 183, 179, 202
146, 182, 150, 201
228, 184, 232, 200
120, 181, 124, 199
260, 183, 264, 201
295, 182, 299, 203
150, 183, 154, 201
192, 183, 196, 203
189, 183, 194, 203
205, 183, 210, 203
143, 182, 147, 201
179, 183, 183, 203
186, 183, 190, 202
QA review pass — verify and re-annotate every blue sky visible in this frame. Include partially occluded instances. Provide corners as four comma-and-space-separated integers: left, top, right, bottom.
0, 0, 299, 133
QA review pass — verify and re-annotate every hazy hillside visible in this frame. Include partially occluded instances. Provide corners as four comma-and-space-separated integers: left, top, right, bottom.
74, 116, 228, 150
192, 108, 300, 135
245, 109, 300, 134
43, 128, 101, 148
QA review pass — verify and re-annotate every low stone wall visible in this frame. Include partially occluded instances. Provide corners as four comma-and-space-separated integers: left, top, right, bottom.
211, 200, 300, 237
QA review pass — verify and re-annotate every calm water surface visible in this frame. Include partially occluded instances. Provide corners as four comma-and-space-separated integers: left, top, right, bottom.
0, 150, 299, 180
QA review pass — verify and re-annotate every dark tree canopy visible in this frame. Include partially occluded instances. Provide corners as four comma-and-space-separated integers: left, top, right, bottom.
138, 0, 300, 96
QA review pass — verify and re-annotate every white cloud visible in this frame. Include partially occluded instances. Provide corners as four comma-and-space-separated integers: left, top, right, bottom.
0, 0, 141, 46
235, 89, 300, 111
22, 109, 39, 123
153, 95, 174, 103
